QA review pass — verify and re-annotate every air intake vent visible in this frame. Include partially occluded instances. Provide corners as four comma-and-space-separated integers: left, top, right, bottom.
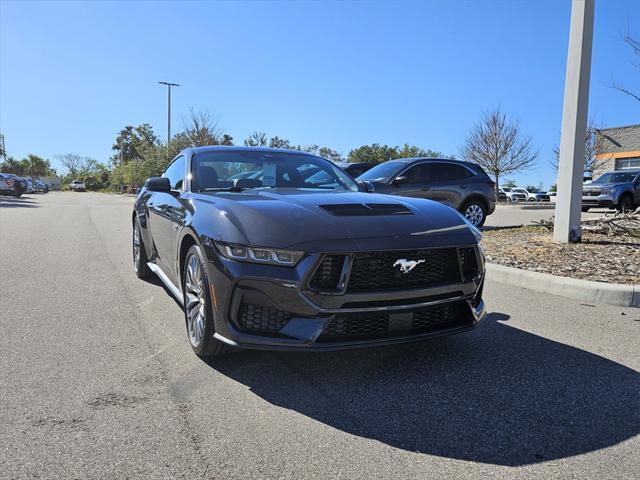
458, 247, 480, 282
319, 203, 413, 216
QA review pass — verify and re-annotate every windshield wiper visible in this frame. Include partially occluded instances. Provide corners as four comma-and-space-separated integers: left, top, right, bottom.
201, 187, 250, 193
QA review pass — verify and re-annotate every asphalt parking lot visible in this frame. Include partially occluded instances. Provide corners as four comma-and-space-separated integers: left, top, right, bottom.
1, 192, 638, 480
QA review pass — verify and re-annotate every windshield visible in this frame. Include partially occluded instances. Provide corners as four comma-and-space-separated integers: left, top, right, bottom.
594, 171, 639, 184
192, 151, 358, 192
357, 161, 405, 182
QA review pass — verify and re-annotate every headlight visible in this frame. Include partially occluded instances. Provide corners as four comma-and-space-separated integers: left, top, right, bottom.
600, 187, 612, 195
215, 242, 304, 266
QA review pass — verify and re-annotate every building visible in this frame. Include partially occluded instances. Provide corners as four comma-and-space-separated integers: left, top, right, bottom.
593, 123, 640, 178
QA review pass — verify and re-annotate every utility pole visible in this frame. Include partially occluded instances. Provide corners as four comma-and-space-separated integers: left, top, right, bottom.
158, 81, 180, 159
553, 0, 595, 243
0, 133, 6, 161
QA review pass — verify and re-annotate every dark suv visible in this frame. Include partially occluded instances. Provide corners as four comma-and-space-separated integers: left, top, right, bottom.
357, 158, 496, 227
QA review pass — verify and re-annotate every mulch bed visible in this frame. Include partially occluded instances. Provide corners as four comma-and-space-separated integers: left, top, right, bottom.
482, 226, 640, 284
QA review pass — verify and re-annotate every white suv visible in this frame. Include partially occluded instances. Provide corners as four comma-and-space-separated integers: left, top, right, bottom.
69, 180, 86, 192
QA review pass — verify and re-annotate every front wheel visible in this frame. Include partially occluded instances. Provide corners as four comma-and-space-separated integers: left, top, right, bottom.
183, 245, 230, 357
133, 219, 152, 278
617, 193, 634, 213
461, 199, 487, 228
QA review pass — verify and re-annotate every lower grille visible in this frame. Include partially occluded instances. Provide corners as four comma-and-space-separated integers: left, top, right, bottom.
319, 302, 469, 341
237, 304, 291, 333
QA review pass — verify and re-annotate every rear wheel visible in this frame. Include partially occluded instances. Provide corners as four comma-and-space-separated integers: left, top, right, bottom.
183, 245, 230, 357
461, 199, 487, 228
617, 193, 634, 213
133, 218, 152, 278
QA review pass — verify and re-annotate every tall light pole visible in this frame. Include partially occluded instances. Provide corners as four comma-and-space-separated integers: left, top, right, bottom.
553, 0, 595, 243
158, 81, 180, 159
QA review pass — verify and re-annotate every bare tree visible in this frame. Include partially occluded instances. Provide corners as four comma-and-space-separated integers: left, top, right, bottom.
182, 107, 224, 146
611, 29, 640, 103
55, 153, 99, 179
462, 108, 537, 190
550, 119, 605, 174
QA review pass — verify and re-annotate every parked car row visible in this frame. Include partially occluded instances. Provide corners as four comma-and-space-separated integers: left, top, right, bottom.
497, 186, 550, 203
0, 173, 51, 197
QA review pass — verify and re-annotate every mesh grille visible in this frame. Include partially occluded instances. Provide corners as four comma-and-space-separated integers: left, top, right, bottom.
309, 255, 345, 291
320, 302, 468, 341
458, 247, 479, 282
346, 248, 461, 292
237, 304, 291, 333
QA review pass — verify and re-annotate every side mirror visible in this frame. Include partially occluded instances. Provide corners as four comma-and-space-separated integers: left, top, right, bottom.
357, 181, 374, 193
145, 176, 171, 192
392, 175, 410, 185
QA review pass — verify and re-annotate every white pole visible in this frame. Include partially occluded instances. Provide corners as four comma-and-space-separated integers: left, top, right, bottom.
554, 0, 595, 243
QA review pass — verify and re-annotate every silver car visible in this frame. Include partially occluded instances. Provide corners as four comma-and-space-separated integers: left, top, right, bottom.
582, 169, 640, 212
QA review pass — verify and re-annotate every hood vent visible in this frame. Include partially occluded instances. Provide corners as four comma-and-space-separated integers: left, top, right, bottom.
319, 203, 413, 216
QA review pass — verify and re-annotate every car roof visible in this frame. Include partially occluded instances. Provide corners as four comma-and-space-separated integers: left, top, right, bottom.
186, 145, 320, 157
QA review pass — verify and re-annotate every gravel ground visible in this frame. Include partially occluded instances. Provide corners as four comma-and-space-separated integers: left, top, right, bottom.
483, 226, 640, 284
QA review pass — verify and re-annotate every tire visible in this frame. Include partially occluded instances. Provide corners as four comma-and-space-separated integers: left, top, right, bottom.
461, 199, 487, 228
617, 193, 634, 213
528, 197, 536, 202
133, 218, 152, 279
581, 207, 590, 212
14, 192, 22, 198
182, 245, 230, 357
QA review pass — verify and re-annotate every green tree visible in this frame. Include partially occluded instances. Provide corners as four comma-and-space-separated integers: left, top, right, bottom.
268, 136, 291, 149
396, 144, 442, 159
111, 124, 160, 166
0, 157, 26, 175
243, 131, 268, 147
23, 154, 56, 178
347, 144, 399, 164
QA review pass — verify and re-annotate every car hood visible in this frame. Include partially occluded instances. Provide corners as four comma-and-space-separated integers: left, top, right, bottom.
189, 189, 478, 252
584, 182, 623, 189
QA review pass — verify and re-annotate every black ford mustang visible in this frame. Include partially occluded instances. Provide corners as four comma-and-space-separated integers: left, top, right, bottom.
133, 146, 485, 357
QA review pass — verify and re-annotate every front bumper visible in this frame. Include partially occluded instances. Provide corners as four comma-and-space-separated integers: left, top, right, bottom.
203, 245, 486, 351
581, 194, 615, 208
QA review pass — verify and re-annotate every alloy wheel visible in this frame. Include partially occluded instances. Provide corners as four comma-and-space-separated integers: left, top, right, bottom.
185, 254, 206, 347
133, 224, 141, 271
465, 204, 484, 226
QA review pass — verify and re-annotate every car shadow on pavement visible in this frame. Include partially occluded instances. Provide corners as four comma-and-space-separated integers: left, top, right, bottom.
203, 312, 640, 466
0, 196, 40, 208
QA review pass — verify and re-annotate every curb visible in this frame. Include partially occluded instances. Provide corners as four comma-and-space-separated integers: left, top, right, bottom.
486, 263, 639, 308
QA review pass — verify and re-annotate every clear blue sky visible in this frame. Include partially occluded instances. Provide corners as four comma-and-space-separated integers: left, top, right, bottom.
1, 0, 638, 188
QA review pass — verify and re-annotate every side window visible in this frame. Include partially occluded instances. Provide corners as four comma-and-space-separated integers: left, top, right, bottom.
162, 156, 185, 190
403, 164, 430, 183
430, 163, 472, 182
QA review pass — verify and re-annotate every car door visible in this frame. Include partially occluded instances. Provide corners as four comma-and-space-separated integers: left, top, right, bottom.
431, 163, 475, 208
389, 163, 436, 200
147, 155, 188, 280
